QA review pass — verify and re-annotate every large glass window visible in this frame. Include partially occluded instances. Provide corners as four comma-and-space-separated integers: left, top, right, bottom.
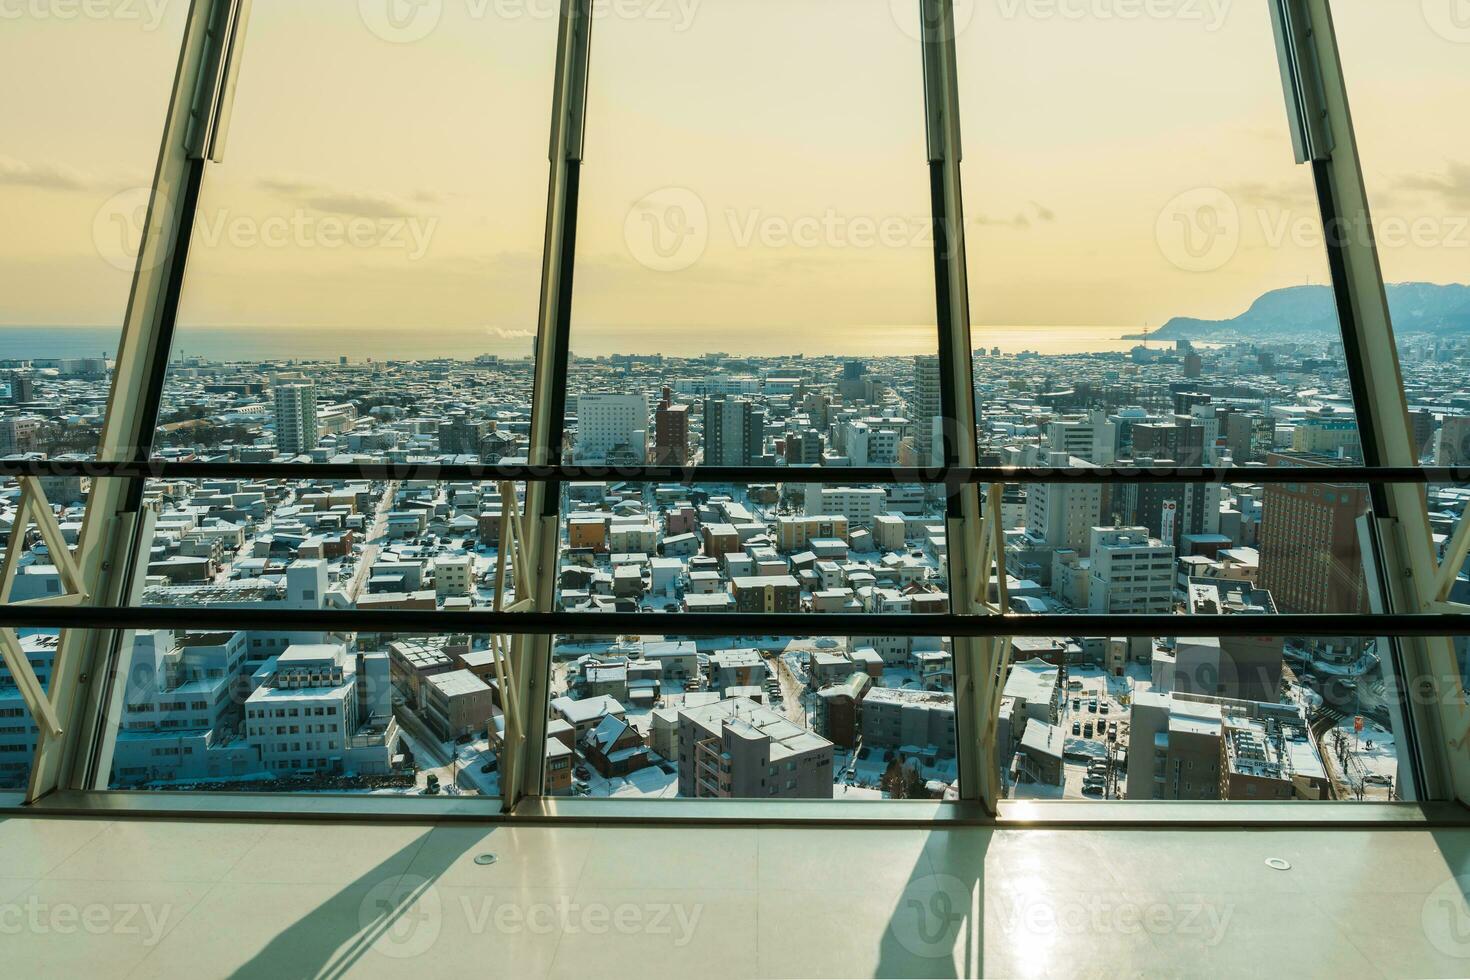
14, 1, 1456, 809
956, 4, 1403, 801
109, 477, 527, 796
0, 9, 187, 459
1335, 3, 1470, 463
156, 0, 552, 460
547, 0, 954, 800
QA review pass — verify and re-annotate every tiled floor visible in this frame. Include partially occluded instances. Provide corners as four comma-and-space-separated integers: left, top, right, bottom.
1, 814, 1468, 978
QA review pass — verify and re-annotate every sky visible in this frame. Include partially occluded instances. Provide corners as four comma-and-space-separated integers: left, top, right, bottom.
0, 0, 1465, 358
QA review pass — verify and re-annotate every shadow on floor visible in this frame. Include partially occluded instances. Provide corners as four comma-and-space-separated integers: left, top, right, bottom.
229, 824, 485, 980
877, 829, 989, 978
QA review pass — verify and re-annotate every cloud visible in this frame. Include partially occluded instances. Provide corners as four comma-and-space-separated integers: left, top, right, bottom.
1391, 161, 1470, 212
0, 157, 94, 191
1226, 180, 1316, 213
971, 201, 1056, 229
257, 176, 424, 219
302, 192, 414, 219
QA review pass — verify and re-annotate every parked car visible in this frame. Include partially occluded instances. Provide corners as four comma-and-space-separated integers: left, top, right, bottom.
1083, 723, 1094, 738
1072, 721, 1081, 735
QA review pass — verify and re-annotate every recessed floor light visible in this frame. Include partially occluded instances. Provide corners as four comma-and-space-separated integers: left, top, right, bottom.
1265, 857, 1291, 871
475, 853, 499, 866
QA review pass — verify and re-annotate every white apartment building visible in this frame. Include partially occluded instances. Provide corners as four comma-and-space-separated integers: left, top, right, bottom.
1025, 450, 1103, 554
1045, 410, 1117, 464
804, 487, 887, 524
273, 382, 318, 456
244, 644, 359, 774
842, 419, 902, 466
1087, 526, 1176, 614
672, 375, 760, 397
574, 393, 648, 463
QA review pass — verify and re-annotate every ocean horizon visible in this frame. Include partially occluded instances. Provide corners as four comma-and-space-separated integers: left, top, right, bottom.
0, 323, 1155, 363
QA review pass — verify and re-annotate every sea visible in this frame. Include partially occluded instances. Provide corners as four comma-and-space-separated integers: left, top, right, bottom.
0, 323, 1156, 363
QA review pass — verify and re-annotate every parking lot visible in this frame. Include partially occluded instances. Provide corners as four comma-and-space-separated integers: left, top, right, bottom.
1057, 666, 1132, 799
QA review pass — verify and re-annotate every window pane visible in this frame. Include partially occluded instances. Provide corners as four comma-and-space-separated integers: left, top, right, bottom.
0, 10, 187, 458
1001, 633, 1403, 802
108, 478, 527, 797
956, 6, 1396, 801
551, 0, 954, 799
1335, 3, 1470, 464
158, 0, 553, 459
572, 0, 933, 364
550, 632, 954, 801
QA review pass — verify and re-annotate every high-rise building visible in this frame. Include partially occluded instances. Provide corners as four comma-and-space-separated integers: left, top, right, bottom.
1087, 526, 1175, 614
575, 393, 648, 463
1132, 417, 1205, 466
437, 412, 493, 458
653, 387, 689, 465
702, 395, 764, 465
913, 355, 942, 467
7, 373, 35, 403
273, 382, 318, 456
1046, 410, 1116, 464
1257, 451, 1370, 614
1025, 450, 1103, 554
784, 428, 824, 465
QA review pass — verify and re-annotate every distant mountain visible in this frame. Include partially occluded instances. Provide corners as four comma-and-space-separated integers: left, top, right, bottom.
1139, 283, 1470, 342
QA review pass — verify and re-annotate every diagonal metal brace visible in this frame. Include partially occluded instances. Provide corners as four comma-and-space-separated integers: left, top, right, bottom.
0, 477, 88, 737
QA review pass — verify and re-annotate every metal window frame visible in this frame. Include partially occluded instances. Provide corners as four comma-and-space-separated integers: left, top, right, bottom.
23, 0, 247, 806
12, 0, 1470, 822
1269, 0, 1470, 803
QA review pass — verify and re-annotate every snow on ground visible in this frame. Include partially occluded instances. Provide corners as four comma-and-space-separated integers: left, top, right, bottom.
582, 762, 679, 799
1342, 718, 1398, 787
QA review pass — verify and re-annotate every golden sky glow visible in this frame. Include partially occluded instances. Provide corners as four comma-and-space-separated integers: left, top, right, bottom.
0, 0, 1465, 356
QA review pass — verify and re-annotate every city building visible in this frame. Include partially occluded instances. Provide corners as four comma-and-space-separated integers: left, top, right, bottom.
1257, 451, 1371, 614
677, 697, 834, 799
1087, 526, 1175, 614
273, 382, 318, 456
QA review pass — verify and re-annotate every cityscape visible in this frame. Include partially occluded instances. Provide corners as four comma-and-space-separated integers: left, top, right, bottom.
8, 294, 1467, 804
